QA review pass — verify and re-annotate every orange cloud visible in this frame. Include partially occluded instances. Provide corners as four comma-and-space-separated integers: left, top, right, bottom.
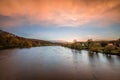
0, 0, 120, 27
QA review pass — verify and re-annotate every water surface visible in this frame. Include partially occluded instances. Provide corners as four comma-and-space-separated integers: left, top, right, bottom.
0, 46, 120, 80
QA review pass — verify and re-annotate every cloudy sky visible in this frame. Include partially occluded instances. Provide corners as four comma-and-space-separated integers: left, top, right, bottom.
0, 0, 120, 42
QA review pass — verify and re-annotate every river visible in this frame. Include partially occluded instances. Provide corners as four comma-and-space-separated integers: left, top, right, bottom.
0, 46, 120, 80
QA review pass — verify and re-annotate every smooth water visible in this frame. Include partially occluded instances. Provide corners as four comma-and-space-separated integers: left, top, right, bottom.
0, 46, 120, 80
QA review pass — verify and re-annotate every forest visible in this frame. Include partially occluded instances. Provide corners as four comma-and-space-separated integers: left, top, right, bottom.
0, 30, 55, 49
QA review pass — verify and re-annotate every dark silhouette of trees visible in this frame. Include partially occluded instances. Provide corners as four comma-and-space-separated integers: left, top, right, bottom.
100, 41, 108, 47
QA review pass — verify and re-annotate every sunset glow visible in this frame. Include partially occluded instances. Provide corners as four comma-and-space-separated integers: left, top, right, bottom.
0, 0, 120, 41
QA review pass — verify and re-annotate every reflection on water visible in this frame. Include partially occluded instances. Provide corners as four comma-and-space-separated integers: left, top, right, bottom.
0, 46, 120, 80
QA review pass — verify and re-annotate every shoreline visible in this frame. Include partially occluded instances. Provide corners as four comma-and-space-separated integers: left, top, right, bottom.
0, 45, 120, 56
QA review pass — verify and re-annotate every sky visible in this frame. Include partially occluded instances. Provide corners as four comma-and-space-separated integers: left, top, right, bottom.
0, 0, 120, 42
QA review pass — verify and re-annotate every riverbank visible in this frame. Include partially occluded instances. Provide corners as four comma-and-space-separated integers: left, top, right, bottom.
62, 40, 120, 56
0, 30, 58, 50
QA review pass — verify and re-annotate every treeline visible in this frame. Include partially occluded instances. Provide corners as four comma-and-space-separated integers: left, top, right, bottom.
62, 39, 120, 55
0, 30, 55, 49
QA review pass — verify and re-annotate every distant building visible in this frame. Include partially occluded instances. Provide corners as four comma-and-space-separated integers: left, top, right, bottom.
7, 34, 16, 37
81, 43, 85, 47
107, 43, 116, 49
108, 43, 114, 46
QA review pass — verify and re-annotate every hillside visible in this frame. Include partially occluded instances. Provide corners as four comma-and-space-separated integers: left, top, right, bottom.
0, 30, 56, 49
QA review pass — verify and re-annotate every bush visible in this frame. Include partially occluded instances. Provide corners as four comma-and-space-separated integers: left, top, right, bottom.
103, 45, 114, 54
89, 43, 102, 53
23, 41, 32, 48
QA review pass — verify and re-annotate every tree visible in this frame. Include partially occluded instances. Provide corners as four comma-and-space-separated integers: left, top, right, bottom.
0, 34, 7, 46
90, 43, 102, 53
8, 37, 20, 47
23, 40, 32, 48
87, 39, 93, 49
73, 39, 77, 43
116, 38, 120, 47
100, 41, 108, 47
103, 45, 114, 54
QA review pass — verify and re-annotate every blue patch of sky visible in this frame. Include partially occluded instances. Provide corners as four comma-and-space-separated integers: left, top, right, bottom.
2, 22, 120, 41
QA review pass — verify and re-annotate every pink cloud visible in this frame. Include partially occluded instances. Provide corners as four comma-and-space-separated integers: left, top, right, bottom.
0, 0, 120, 27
